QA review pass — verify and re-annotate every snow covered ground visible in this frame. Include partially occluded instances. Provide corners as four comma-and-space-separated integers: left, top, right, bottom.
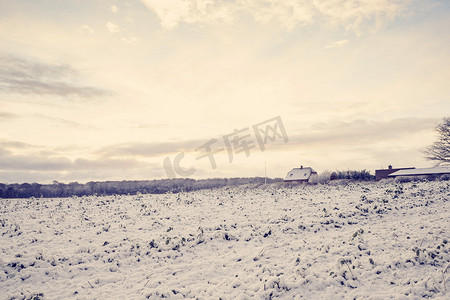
1, 180, 449, 299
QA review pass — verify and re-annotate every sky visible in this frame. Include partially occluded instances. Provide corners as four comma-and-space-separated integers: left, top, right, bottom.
0, 0, 449, 183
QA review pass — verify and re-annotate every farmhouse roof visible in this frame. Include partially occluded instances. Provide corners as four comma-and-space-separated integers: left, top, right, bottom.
284, 166, 317, 181
388, 166, 450, 177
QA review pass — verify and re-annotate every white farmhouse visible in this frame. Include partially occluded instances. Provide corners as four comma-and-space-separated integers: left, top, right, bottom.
284, 166, 317, 183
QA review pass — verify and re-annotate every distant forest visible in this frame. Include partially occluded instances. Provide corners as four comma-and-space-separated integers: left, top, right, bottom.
0, 177, 283, 199
0, 169, 379, 199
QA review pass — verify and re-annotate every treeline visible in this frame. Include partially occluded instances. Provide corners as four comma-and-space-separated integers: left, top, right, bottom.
0, 177, 282, 199
329, 169, 375, 181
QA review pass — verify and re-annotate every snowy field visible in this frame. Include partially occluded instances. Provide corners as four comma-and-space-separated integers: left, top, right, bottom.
1, 180, 449, 299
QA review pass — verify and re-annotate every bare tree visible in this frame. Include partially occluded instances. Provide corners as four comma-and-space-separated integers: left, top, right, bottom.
425, 117, 450, 166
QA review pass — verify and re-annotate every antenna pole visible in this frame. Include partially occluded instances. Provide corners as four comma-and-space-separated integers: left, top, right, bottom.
264, 162, 267, 184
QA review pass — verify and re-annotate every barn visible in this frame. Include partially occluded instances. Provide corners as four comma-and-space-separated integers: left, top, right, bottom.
387, 166, 450, 178
375, 165, 415, 180
284, 166, 317, 183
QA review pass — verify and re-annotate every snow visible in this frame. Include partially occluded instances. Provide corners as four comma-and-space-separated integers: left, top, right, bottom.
1, 180, 449, 299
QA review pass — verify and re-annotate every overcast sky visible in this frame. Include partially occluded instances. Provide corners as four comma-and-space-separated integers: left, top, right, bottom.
0, 0, 449, 183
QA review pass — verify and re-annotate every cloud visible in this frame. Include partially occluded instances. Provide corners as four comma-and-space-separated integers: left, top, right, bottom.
140, 0, 412, 32
0, 138, 164, 183
106, 22, 138, 43
0, 53, 112, 98
32, 114, 95, 130
0, 112, 18, 122
0, 144, 158, 179
133, 123, 169, 129
313, 0, 411, 34
96, 139, 206, 158
121, 36, 139, 44
0, 137, 190, 182
0, 167, 164, 184
106, 22, 121, 33
325, 39, 349, 48
140, 0, 196, 29
0, 139, 40, 150
0, 151, 72, 171
97, 118, 434, 161
111, 5, 119, 13
72, 158, 142, 170
0, 112, 93, 129
286, 117, 436, 149
80, 24, 94, 34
